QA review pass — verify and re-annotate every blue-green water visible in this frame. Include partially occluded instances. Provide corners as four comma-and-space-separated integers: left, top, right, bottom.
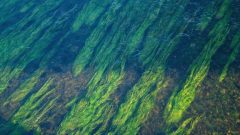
0, 0, 240, 134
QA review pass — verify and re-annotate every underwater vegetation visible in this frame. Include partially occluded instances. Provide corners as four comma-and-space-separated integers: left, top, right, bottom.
0, 0, 240, 134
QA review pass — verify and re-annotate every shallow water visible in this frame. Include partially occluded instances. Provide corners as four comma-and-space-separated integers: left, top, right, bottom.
0, 0, 240, 134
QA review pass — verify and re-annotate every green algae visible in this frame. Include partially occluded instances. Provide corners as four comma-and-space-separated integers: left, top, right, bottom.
216, 0, 231, 19
12, 91, 59, 133
72, 0, 165, 76
140, 0, 190, 66
3, 69, 43, 106
59, 70, 124, 134
0, 0, 239, 134
219, 32, 240, 82
111, 68, 166, 134
72, 0, 123, 76
170, 116, 201, 135
111, 12, 191, 133
67, 0, 200, 134
12, 78, 54, 123
197, 0, 218, 31
72, 0, 113, 31
164, 10, 231, 125
0, 0, 65, 94
67, 1, 168, 132
125, 1, 163, 55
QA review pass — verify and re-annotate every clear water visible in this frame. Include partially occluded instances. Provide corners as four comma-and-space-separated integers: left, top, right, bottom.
0, 0, 239, 134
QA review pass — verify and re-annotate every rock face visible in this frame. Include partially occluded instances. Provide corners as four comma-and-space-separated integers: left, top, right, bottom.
0, 0, 239, 134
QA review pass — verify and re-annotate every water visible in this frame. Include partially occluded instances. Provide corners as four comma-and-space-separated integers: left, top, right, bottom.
0, 0, 239, 134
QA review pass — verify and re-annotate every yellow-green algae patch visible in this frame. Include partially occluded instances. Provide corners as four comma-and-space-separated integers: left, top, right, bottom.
3, 69, 43, 106
164, 9, 231, 125
10, 78, 57, 134
111, 10, 191, 133
111, 67, 166, 134
59, 70, 124, 134
12, 78, 54, 124
170, 116, 202, 135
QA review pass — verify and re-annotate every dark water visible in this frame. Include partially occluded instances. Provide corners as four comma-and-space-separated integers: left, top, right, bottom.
0, 0, 240, 134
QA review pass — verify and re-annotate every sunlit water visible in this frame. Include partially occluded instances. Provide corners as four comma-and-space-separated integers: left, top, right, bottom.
0, 0, 240, 134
